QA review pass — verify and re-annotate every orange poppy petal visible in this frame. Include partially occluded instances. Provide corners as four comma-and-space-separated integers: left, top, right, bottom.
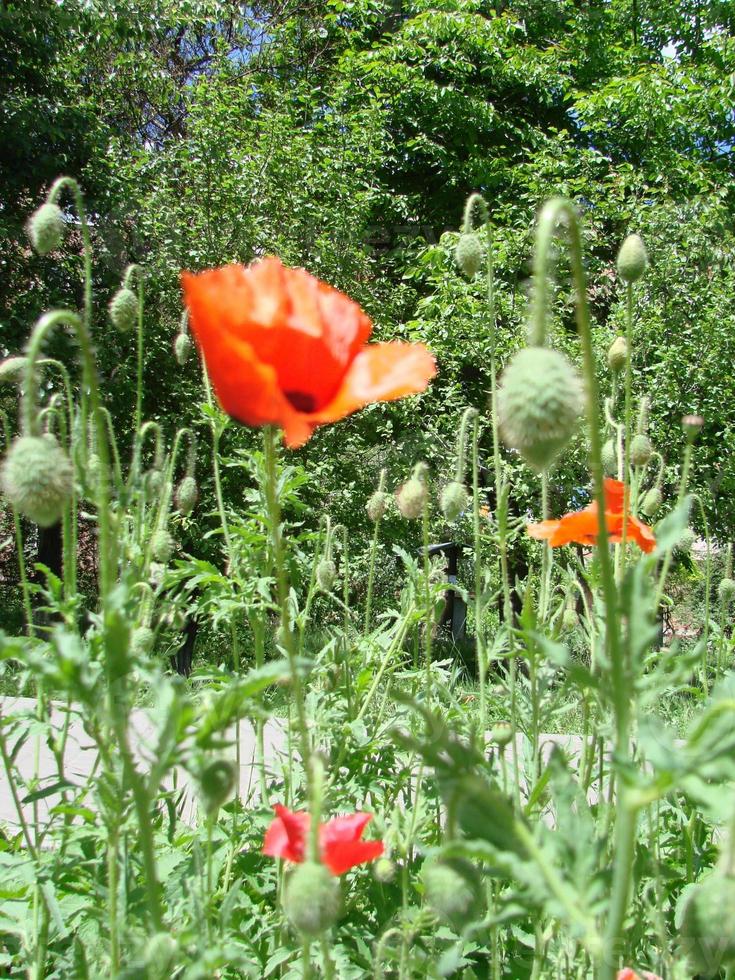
306, 342, 437, 429
527, 519, 561, 543
603, 478, 626, 513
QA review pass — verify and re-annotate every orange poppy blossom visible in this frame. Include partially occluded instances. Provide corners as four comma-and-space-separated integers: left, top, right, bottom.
527, 478, 656, 553
181, 258, 436, 448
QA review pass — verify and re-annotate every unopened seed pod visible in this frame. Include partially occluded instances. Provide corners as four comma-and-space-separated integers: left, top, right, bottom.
316, 558, 337, 592
199, 758, 236, 815
421, 857, 484, 932
174, 332, 192, 366
109, 287, 138, 333
397, 469, 428, 520
28, 202, 65, 256
562, 607, 578, 631
497, 346, 583, 471
374, 857, 396, 883
601, 439, 618, 476
490, 721, 513, 747
630, 434, 652, 468
151, 529, 174, 563
0, 357, 28, 384
616, 234, 648, 283
1, 434, 74, 527
607, 336, 628, 373
284, 862, 341, 936
641, 487, 662, 517
131, 626, 155, 658
366, 490, 389, 523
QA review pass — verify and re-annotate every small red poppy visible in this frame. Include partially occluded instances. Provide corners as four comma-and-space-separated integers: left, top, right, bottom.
262, 803, 384, 876
181, 258, 436, 448
527, 478, 655, 553
617, 970, 663, 980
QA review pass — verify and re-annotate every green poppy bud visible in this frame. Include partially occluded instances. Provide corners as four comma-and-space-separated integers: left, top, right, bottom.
421, 857, 484, 932
607, 336, 628, 373
397, 468, 428, 520
145, 468, 164, 494
562, 607, 578, 631
682, 414, 704, 441
109, 287, 138, 333
316, 557, 337, 592
616, 234, 648, 283
284, 862, 341, 936
498, 347, 583, 471
680, 873, 735, 975
199, 758, 236, 815
174, 332, 192, 366
366, 489, 389, 523
131, 626, 154, 659
455, 233, 483, 278
175, 476, 198, 516
27, 202, 65, 256
641, 487, 662, 517
374, 857, 396, 883
440, 481, 468, 522
151, 529, 174, 563
144, 932, 178, 976
719, 579, 735, 604
630, 433, 652, 468
674, 527, 696, 556
0, 356, 28, 384
1, 434, 74, 527
602, 439, 618, 476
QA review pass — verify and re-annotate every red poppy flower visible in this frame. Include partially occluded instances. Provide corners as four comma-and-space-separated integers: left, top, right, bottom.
616, 970, 662, 980
181, 258, 436, 448
527, 478, 655, 553
262, 803, 384, 876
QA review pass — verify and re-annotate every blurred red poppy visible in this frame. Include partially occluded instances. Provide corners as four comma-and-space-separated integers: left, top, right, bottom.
616, 970, 663, 980
527, 478, 655, 553
263, 803, 384, 876
181, 258, 436, 448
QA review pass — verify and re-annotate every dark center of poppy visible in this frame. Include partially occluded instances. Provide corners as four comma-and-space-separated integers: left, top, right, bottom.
284, 390, 318, 413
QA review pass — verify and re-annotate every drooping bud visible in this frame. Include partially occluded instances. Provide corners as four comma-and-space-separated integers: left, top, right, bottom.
131, 626, 155, 658
630, 434, 652, 468
199, 758, 237, 815
316, 558, 337, 592
1, 435, 74, 527
607, 336, 628, 374
682, 415, 704, 442
455, 233, 483, 278
0, 357, 29, 384
680, 873, 735, 975
284, 862, 341, 936
440, 481, 469, 522
366, 490, 389, 523
27, 202, 65, 256
151, 529, 174, 563
601, 439, 618, 476
490, 721, 513, 747
718, 579, 735, 604
396, 464, 428, 520
640, 487, 662, 517
175, 476, 198, 515
616, 234, 648, 283
497, 347, 584, 471
374, 857, 396, 883
145, 468, 164, 495
108, 287, 138, 333
421, 857, 484, 932
674, 527, 696, 556
174, 332, 192, 366
562, 606, 578, 631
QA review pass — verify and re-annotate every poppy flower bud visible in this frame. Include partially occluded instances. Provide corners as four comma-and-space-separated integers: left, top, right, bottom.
143, 933, 177, 975
397, 465, 428, 520
421, 857, 484, 932
316, 558, 337, 592
490, 721, 513, 747
562, 607, 578, 631
674, 527, 696, 556
284, 862, 341, 936
641, 487, 662, 517
131, 626, 154, 658
682, 414, 704, 442
1, 434, 74, 527
602, 439, 618, 476
199, 758, 237, 815
145, 468, 164, 494
174, 332, 192, 366
719, 579, 735, 604
455, 233, 483, 278
616, 234, 648, 283
27, 202, 65, 256
374, 857, 396, 883
151, 529, 174, 563
498, 347, 583, 471
440, 481, 468, 521
680, 873, 735, 975
175, 475, 198, 515
630, 434, 652, 468
607, 336, 628, 373
109, 287, 138, 333
367, 490, 390, 523
0, 357, 28, 384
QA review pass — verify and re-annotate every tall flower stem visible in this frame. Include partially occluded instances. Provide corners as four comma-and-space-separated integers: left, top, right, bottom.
364, 469, 387, 632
